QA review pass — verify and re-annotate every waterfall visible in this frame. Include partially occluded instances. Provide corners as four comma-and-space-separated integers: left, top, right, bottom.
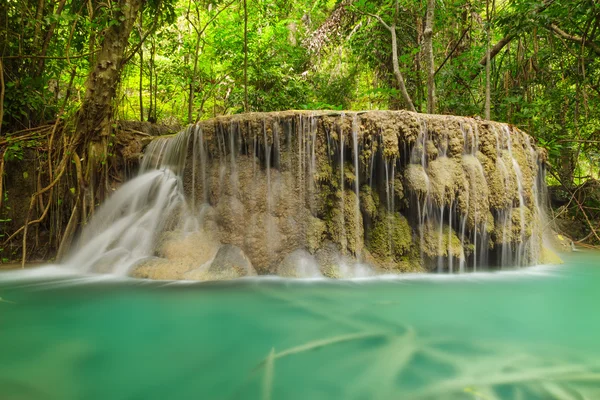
63, 111, 552, 280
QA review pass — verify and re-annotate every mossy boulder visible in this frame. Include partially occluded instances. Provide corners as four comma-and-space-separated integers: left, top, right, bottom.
206, 244, 257, 279
459, 155, 490, 230
405, 164, 429, 197
277, 249, 322, 278
359, 185, 378, 218
426, 156, 462, 205
315, 241, 342, 278
327, 189, 364, 255
421, 223, 464, 260
540, 246, 563, 265
367, 211, 413, 265
306, 216, 326, 254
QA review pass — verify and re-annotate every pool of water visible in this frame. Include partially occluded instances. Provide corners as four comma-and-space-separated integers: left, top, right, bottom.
1, 251, 599, 399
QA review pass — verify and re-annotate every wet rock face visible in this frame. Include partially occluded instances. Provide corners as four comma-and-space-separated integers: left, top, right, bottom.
208, 244, 257, 279
130, 230, 221, 280
135, 110, 549, 279
277, 249, 321, 278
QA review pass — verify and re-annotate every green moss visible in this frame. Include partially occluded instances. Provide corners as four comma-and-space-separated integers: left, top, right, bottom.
306, 216, 326, 253
405, 164, 429, 197
426, 156, 462, 205
448, 136, 462, 158
459, 155, 490, 230
320, 264, 343, 278
492, 206, 534, 245
510, 206, 533, 240
327, 190, 364, 255
540, 246, 563, 265
479, 152, 512, 210
360, 185, 378, 218
344, 162, 356, 186
426, 140, 439, 161
394, 176, 404, 202
421, 223, 464, 259
367, 211, 412, 262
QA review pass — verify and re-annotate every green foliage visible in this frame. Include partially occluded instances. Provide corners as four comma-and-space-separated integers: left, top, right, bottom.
2, 0, 600, 191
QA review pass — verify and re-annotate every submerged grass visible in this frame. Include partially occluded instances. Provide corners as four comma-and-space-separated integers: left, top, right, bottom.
250, 329, 600, 399
245, 284, 600, 399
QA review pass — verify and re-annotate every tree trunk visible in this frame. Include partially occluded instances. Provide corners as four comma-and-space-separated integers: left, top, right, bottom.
390, 24, 416, 112
485, 0, 491, 120
138, 16, 144, 122
423, 0, 436, 114
75, 0, 144, 141
243, 0, 249, 112
188, 29, 202, 124
74, 0, 144, 204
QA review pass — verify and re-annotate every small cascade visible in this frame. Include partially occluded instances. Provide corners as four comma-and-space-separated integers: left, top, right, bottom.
352, 115, 361, 261
64, 111, 552, 280
64, 170, 187, 274
339, 113, 347, 254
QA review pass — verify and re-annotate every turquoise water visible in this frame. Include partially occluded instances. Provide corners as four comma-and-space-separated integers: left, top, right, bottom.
1, 252, 600, 399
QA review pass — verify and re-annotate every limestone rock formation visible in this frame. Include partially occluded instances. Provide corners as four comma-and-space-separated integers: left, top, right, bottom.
65, 110, 557, 279
277, 249, 321, 278
206, 244, 257, 280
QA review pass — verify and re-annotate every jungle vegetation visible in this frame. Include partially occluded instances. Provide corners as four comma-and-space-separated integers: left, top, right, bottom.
1, 0, 600, 262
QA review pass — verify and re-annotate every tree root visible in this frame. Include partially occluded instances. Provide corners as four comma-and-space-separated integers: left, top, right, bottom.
0, 126, 52, 146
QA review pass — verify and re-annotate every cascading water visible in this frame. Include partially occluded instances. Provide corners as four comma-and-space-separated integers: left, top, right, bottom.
63, 111, 555, 280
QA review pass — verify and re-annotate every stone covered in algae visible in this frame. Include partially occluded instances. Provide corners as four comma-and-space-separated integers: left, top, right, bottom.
540, 245, 563, 265
405, 164, 429, 197
459, 154, 491, 230
366, 211, 419, 271
159, 110, 547, 276
277, 249, 322, 278
421, 223, 465, 261
315, 241, 343, 278
306, 215, 326, 254
327, 189, 364, 256
360, 185, 379, 218
426, 156, 463, 205
131, 230, 220, 280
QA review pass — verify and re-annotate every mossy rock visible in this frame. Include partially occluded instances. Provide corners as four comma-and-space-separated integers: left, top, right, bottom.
405, 164, 429, 197
427, 156, 463, 205
540, 246, 563, 265
277, 249, 322, 278
306, 216, 326, 254
493, 206, 534, 244
360, 185, 378, 218
421, 223, 464, 260
207, 244, 257, 279
459, 155, 490, 230
327, 189, 364, 255
315, 241, 342, 278
367, 211, 413, 262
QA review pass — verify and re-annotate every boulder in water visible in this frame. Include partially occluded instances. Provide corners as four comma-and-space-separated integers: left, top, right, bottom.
277, 249, 322, 278
315, 241, 342, 278
131, 230, 221, 280
130, 258, 192, 280
206, 244, 256, 280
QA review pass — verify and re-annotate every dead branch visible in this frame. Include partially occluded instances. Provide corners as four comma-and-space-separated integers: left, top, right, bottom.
548, 23, 600, 56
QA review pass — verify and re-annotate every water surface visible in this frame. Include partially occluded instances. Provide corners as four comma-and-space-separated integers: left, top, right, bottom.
1, 252, 599, 399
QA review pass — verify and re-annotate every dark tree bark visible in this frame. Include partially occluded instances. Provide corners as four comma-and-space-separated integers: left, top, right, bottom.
423, 0, 436, 114
75, 0, 144, 142
73, 0, 144, 206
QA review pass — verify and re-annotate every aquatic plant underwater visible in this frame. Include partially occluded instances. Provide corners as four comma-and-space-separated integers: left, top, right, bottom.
1, 254, 600, 399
